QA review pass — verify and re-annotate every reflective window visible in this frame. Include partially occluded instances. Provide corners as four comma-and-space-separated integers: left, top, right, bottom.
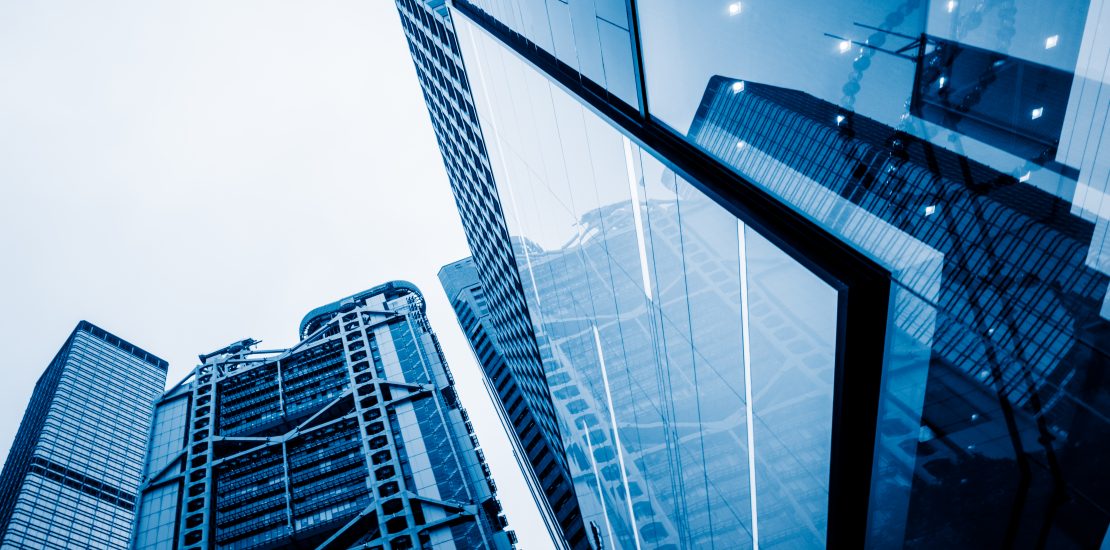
638, 0, 1096, 179
145, 395, 189, 478
636, 1, 1110, 546
133, 482, 180, 550
456, 13, 842, 548
457, 0, 641, 108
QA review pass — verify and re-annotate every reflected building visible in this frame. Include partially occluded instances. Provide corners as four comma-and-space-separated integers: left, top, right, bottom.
0, 321, 168, 549
393, 1, 589, 548
414, 0, 1110, 548
129, 282, 512, 550
689, 74, 1110, 548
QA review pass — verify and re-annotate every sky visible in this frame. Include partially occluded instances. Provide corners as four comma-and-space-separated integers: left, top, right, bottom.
0, 1, 551, 547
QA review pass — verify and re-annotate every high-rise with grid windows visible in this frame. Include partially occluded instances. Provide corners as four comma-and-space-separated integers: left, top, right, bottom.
393, 1, 588, 548
410, 0, 1110, 547
130, 281, 512, 550
0, 321, 167, 550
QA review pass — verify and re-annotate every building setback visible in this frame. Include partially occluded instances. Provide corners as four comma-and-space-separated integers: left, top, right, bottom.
417, 0, 1110, 548
0, 321, 168, 549
392, 1, 588, 548
130, 281, 512, 550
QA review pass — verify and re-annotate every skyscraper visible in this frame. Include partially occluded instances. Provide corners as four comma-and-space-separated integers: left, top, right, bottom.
439, 258, 575, 548
130, 281, 512, 550
0, 321, 168, 550
393, 1, 589, 548
413, 0, 1110, 548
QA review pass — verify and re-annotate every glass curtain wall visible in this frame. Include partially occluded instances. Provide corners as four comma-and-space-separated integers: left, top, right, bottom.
637, 1, 1110, 546
455, 14, 842, 549
451, 0, 1110, 546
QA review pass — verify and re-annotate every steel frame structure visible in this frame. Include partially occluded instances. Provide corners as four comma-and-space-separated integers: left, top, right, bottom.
133, 284, 512, 550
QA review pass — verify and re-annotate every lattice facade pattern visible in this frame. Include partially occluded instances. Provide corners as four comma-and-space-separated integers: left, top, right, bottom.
131, 282, 511, 550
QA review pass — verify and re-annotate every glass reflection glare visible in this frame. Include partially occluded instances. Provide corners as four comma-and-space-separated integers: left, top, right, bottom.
456, 14, 841, 548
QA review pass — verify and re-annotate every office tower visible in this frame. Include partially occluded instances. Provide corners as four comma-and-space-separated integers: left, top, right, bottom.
130, 281, 511, 550
0, 321, 168, 550
393, 1, 589, 548
438, 258, 577, 547
416, 0, 1110, 548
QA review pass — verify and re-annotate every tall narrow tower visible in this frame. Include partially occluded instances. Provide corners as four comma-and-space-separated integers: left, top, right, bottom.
131, 281, 511, 550
392, 2, 588, 546
0, 321, 168, 549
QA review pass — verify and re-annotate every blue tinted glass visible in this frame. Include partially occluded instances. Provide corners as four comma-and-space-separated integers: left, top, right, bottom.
638, 1, 1110, 546
456, 12, 843, 547
459, 0, 641, 108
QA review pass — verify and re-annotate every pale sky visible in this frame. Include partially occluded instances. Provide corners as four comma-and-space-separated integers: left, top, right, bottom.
0, 1, 550, 547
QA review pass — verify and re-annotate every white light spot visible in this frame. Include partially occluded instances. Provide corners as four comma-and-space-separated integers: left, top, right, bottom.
731, 81, 745, 93
836, 114, 846, 125
622, 138, 652, 301
924, 205, 937, 216
1031, 107, 1044, 119
736, 140, 747, 150
838, 40, 853, 53
919, 426, 935, 442
729, 2, 742, 16
1045, 35, 1058, 49
938, 76, 947, 88
947, 0, 957, 12
1019, 171, 1031, 182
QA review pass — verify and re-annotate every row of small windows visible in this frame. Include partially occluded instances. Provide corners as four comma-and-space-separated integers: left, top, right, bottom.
76, 322, 167, 369
394, 1, 584, 538
397, 0, 461, 58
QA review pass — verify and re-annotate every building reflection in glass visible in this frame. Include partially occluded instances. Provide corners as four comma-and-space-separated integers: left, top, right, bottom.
685, 58, 1109, 550
457, 15, 847, 549
449, 0, 1110, 546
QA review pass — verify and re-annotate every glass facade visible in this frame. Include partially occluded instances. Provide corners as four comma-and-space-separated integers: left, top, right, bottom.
393, 1, 590, 547
455, 19, 845, 546
437, 0, 1110, 548
459, 0, 641, 109
131, 282, 512, 550
0, 321, 167, 550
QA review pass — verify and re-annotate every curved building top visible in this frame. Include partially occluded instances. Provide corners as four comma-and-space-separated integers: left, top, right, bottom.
299, 280, 423, 339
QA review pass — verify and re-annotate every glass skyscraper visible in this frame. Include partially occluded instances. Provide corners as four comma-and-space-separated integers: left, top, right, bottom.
0, 321, 168, 550
393, 1, 589, 548
130, 281, 512, 550
411, 0, 1110, 548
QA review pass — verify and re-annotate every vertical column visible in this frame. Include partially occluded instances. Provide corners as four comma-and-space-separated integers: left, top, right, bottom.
339, 307, 417, 549
178, 364, 217, 549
